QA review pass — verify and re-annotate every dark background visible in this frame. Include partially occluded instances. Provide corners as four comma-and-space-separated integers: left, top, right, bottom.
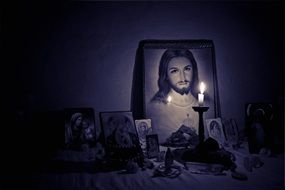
1, 0, 284, 178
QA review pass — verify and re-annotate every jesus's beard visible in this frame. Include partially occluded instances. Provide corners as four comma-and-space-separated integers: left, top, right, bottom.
170, 83, 191, 95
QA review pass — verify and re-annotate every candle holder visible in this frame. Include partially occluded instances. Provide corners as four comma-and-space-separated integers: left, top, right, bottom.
192, 106, 209, 144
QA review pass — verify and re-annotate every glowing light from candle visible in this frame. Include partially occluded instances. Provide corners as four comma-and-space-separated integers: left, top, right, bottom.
200, 82, 206, 94
167, 96, 172, 103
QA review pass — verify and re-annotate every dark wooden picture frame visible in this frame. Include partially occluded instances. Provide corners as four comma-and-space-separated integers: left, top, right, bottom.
100, 111, 143, 164
132, 40, 220, 145
64, 108, 96, 150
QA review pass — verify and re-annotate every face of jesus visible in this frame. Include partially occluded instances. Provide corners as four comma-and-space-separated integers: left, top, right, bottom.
167, 57, 193, 95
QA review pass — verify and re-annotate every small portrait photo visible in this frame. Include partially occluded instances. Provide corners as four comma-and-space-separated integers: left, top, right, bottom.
100, 111, 143, 162
206, 118, 226, 146
146, 134, 160, 159
135, 119, 153, 143
64, 108, 96, 150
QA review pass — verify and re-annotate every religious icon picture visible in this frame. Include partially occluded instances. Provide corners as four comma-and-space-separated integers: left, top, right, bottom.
64, 108, 96, 150
131, 40, 221, 146
135, 119, 153, 149
206, 118, 226, 146
146, 134, 160, 159
100, 111, 143, 164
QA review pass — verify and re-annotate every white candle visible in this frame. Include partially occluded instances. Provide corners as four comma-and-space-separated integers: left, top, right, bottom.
198, 93, 204, 106
198, 82, 206, 106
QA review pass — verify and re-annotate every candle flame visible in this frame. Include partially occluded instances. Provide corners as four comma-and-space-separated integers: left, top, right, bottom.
200, 82, 206, 94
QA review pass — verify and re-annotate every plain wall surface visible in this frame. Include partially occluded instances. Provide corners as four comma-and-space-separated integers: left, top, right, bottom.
3, 1, 284, 137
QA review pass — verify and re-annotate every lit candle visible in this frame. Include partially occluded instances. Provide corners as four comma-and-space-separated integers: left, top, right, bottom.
198, 82, 206, 106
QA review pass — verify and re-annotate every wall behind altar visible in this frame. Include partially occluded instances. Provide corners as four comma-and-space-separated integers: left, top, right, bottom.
3, 2, 283, 142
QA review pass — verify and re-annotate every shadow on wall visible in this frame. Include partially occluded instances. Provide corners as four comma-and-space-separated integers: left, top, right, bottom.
4, 110, 64, 171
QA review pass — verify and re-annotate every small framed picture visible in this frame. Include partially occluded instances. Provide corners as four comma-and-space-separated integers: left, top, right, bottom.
205, 118, 226, 146
222, 118, 239, 146
131, 40, 221, 144
135, 119, 153, 144
146, 134, 160, 159
64, 108, 96, 150
100, 111, 143, 163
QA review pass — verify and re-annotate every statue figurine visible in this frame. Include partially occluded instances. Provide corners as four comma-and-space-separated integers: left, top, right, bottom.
153, 147, 182, 178
164, 147, 174, 172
